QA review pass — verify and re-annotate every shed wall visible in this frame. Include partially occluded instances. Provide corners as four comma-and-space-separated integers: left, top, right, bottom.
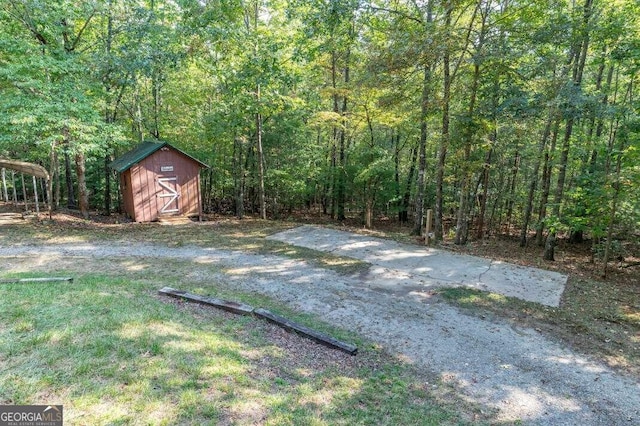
120, 170, 135, 220
128, 147, 202, 222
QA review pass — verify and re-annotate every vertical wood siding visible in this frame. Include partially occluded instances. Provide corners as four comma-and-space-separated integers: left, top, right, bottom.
120, 170, 135, 220
125, 147, 203, 222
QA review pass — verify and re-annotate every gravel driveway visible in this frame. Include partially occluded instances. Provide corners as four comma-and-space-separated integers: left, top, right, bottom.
1, 229, 638, 425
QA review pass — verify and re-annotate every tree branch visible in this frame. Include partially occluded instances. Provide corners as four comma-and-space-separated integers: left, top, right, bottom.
69, 7, 97, 52
6, 0, 48, 45
367, 6, 423, 25
450, 0, 480, 82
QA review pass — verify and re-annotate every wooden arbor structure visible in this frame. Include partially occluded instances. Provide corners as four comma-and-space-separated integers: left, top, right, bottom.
0, 159, 51, 215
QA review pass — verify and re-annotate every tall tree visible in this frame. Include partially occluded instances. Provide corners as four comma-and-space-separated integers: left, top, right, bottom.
411, 1, 434, 236
0, 0, 117, 218
544, 0, 594, 260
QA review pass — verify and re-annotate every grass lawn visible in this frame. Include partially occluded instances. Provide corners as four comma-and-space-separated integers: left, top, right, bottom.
0, 272, 470, 425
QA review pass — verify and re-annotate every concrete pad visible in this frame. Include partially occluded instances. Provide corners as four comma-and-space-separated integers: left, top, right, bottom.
268, 225, 568, 306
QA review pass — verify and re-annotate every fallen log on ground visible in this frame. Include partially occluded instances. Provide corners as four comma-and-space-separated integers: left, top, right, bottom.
0, 277, 73, 284
158, 287, 358, 355
158, 286, 255, 315
254, 308, 358, 355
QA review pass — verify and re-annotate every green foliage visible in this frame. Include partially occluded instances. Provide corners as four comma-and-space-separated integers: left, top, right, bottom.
0, 0, 125, 160
0, 0, 638, 239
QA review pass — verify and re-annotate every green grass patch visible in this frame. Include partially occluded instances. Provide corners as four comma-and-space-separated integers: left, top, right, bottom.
0, 273, 469, 425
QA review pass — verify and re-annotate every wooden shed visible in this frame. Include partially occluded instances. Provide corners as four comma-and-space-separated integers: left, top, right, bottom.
110, 141, 208, 222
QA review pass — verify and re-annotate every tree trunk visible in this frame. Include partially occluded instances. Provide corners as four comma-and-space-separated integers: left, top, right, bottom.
455, 0, 490, 244
475, 146, 493, 240
103, 154, 112, 214
394, 132, 404, 222
233, 138, 244, 219
488, 169, 505, 234
401, 144, 418, 224
103, 0, 114, 216
435, 2, 452, 241
47, 143, 56, 216
573, 60, 613, 243
455, 60, 481, 245
365, 191, 374, 228
543, 115, 576, 261
543, 0, 592, 260
336, 47, 351, 222
601, 79, 631, 277
207, 169, 214, 213
52, 150, 60, 208
244, 143, 256, 214
535, 118, 560, 245
504, 151, 520, 234
40, 177, 47, 204
75, 152, 89, 219
330, 51, 339, 220
64, 150, 76, 209
364, 105, 376, 229
151, 72, 161, 139
476, 68, 500, 240
134, 86, 144, 142
520, 110, 555, 247
256, 86, 266, 220
412, 64, 432, 235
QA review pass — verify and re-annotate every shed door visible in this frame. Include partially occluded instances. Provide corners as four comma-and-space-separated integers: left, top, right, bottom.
157, 177, 180, 214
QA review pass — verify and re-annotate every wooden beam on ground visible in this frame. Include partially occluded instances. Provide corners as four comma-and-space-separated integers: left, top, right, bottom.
254, 308, 358, 355
158, 287, 357, 355
158, 286, 254, 315
0, 277, 73, 284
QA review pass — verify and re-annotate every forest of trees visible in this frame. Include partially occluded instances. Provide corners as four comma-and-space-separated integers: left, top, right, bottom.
1, 0, 639, 265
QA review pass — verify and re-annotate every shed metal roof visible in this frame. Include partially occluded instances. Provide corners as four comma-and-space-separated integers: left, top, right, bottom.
109, 141, 209, 173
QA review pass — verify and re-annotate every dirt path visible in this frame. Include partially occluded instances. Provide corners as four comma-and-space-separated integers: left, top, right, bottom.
1, 235, 638, 425
0, 212, 25, 225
